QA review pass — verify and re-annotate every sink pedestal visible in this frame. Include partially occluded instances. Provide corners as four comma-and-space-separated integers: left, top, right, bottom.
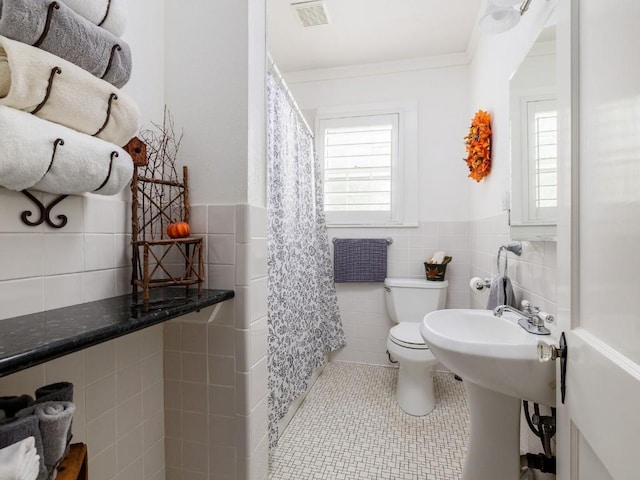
420, 309, 556, 478
463, 382, 522, 480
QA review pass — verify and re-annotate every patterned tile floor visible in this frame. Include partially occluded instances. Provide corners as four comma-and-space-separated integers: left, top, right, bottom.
269, 362, 470, 480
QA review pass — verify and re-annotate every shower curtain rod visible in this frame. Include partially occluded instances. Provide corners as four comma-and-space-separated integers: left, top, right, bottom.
267, 52, 314, 138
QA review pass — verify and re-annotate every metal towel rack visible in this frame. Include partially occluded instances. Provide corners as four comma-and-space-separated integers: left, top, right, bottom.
497, 241, 522, 276
332, 237, 393, 245
18, 138, 121, 229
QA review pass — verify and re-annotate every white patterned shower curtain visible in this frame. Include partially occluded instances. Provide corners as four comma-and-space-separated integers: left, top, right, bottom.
266, 73, 346, 448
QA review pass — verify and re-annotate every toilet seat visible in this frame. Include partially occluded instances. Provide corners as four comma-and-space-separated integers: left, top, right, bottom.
389, 323, 429, 350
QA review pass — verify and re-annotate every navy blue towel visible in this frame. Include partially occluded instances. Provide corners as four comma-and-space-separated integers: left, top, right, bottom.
333, 238, 388, 283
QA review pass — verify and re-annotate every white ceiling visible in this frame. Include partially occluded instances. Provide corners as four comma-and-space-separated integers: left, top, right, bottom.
267, 0, 484, 73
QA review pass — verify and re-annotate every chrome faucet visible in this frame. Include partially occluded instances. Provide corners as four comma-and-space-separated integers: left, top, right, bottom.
493, 302, 552, 335
494, 304, 532, 321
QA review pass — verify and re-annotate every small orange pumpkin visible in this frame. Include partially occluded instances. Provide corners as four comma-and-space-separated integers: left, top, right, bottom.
167, 222, 190, 239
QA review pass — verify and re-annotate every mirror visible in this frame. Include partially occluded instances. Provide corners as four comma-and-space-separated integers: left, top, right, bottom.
509, 23, 557, 240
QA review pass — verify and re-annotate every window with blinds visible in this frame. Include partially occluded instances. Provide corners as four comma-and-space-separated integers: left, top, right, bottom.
526, 98, 557, 221
318, 113, 399, 224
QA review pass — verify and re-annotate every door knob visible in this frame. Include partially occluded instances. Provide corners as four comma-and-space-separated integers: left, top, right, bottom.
537, 333, 567, 404
537, 340, 563, 361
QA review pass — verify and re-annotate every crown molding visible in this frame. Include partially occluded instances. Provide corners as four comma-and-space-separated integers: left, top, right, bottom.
283, 52, 471, 85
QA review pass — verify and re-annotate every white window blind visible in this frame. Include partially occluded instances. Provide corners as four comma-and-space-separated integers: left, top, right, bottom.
526, 99, 557, 221
318, 114, 399, 224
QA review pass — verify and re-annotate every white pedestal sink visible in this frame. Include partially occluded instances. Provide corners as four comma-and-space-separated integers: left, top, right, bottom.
420, 309, 556, 480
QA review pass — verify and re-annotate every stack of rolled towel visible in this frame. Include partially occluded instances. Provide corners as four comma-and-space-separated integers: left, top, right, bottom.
0, 0, 138, 196
0, 382, 75, 480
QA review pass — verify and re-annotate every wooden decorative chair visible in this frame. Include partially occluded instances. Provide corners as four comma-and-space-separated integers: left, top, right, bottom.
126, 138, 204, 301
56, 444, 88, 480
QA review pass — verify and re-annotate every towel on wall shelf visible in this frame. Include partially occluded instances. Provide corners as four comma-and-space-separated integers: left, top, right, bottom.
17, 402, 75, 474
34, 383, 73, 404
0, 416, 47, 480
0, 106, 133, 195
0, 395, 35, 419
486, 275, 518, 310
0, 0, 132, 88
333, 238, 389, 283
35, 382, 74, 446
0, 436, 41, 480
0, 36, 139, 147
62, 0, 128, 37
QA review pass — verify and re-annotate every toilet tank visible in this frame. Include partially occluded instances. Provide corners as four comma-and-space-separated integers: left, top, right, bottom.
384, 278, 448, 324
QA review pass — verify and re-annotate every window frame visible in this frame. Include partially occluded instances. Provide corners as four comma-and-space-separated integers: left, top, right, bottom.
525, 96, 557, 221
315, 103, 418, 227
512, 93, 558, 227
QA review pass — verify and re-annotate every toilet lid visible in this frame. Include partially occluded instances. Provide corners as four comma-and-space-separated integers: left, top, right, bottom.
389, 323, 429, 350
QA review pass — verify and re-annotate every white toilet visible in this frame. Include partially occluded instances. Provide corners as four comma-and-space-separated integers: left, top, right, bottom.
385, 278, 448, 416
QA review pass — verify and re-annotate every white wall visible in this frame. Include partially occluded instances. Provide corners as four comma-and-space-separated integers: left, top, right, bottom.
469, 213, 557, 315
468, 0, 557, 220
164, 2, 269, 479
164, 0, 267, 208
467, 1, 559, 313
122, 0, 166, 126
290, 64, 471, 222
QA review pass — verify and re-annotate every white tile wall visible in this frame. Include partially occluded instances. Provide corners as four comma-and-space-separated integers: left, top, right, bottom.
469, 213, 557, 314
165, 204, 268, 480
0, 235, 43, 280
44, 234, 84, 275
0, 193, 132, 321
0, 327, 165, 480
328, 221, 471, 366
328, 217, 557, 367
0, 190, 167, 480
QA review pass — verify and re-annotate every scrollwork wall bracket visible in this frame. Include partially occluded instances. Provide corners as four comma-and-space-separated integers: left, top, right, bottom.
20, 190, 69, 229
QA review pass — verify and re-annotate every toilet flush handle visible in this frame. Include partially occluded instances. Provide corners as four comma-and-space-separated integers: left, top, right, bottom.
384, 286, 391, 292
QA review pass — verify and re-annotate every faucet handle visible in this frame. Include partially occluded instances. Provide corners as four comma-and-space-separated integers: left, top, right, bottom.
538, 311, 555, 324
521, 300, 541, 315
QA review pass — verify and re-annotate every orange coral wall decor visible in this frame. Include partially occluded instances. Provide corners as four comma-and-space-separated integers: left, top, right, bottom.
464, 110, 492, 182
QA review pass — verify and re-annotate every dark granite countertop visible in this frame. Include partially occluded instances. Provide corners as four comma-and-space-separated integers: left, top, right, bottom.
0, 287, 234, 378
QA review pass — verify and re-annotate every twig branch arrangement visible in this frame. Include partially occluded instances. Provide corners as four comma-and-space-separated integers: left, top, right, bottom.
137, 107, 184, 238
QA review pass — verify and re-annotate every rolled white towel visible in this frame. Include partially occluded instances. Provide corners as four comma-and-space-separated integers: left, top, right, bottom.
61, 0, 128, 37
428, 251, 446, 264
0, 106, 134, 195
0, 436, 40, 480
20, 446, 39, 480
0, 35, 139, 147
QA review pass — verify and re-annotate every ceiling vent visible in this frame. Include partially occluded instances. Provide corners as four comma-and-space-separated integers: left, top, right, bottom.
291, 1, 330, 27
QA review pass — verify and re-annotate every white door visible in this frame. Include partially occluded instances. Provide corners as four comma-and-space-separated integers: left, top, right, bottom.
556, 0, 640, 479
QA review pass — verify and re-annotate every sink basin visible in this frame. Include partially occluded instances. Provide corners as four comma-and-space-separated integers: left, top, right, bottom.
420, 309, 556, 406
420, 309, 557, 480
